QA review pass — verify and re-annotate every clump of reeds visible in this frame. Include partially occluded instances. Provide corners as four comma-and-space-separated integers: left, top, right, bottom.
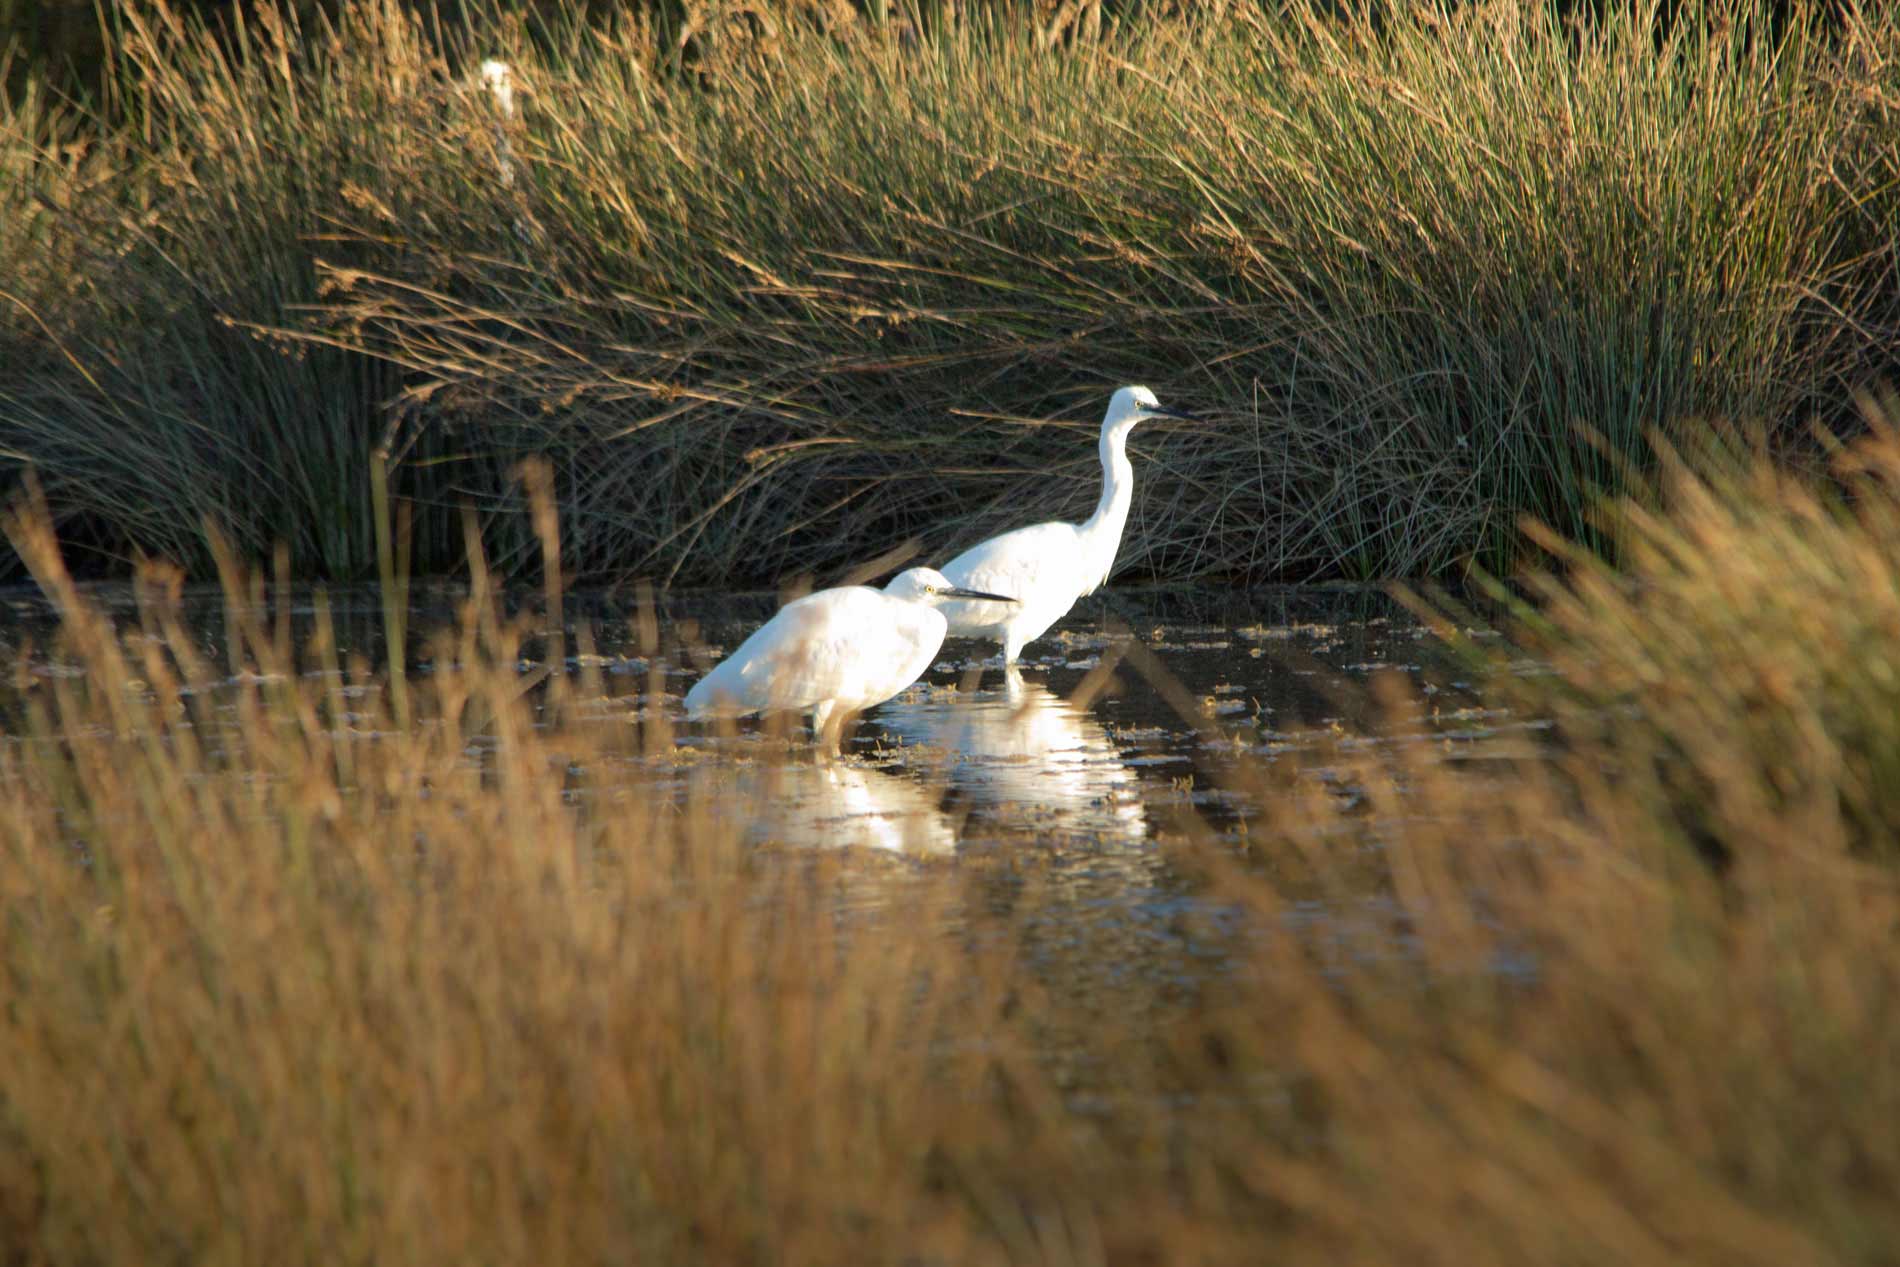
0, 479, 1054, 1264
4, 0, 1898, 584
0, 48, 71, 293
0, 1, 448, 576
1463, 395, 1900, 862
1214, 411, 1900, 1262
320, 0, 1900, 582
7, 419, 1900, 1264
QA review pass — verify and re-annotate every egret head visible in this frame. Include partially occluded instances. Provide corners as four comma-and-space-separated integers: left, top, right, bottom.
884, 568, 1020, 607
1103, 385, 1196, 432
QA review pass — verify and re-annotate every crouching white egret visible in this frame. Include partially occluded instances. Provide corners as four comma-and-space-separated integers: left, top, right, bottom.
938, 385, 1195, 664
683, 567, 1018, 748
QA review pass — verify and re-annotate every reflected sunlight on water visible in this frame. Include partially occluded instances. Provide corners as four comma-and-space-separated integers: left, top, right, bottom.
694, 759, 959, 857
875, 667, 1147, 846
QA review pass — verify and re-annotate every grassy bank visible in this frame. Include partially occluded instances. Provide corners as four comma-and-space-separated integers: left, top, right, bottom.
4, 414, 1900, 1263
3, 0, 1898, 585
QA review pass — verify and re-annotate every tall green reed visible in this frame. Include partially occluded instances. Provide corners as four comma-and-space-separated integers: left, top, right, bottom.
3, 0, 1896, 584
310, 0, 1900, 581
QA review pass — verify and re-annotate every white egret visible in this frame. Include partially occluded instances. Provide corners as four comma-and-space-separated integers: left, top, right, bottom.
684, 567, 1018, 748
477, 59, 518, 188
938, 385, 1194, 664
478, 59, 517, 119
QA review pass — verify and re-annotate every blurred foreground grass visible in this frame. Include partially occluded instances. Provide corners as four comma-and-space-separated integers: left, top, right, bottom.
5, 415, 1900, 1264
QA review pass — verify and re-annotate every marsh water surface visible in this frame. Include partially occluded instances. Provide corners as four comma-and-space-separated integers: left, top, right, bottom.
2, 581, 1537, 1002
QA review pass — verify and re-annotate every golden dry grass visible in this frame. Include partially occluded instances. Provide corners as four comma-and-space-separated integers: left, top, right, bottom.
6, 420, 1900, 1264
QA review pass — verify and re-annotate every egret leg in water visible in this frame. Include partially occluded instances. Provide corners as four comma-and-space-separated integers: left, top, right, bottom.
938, 386, 1195, 665
683, 567, 1018, 751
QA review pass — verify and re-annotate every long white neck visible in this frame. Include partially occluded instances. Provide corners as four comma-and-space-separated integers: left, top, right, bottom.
1076, 421, 1135, 587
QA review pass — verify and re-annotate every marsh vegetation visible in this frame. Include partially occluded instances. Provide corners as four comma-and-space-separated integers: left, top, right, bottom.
4, 0, 1897, 582
7, 3, 1900, 1262
5, 414, 1900, 1263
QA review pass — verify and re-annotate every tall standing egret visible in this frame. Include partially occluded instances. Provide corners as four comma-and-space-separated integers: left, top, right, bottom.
938, 385, 1194, 664
683, 567, 1018, 748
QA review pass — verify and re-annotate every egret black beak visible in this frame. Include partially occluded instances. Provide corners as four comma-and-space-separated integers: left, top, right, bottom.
1144, 406, 1200, 421
943, 587, 1020, 604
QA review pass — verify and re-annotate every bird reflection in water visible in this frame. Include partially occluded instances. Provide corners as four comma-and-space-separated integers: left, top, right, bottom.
691, 760, 957, 856
874, 667, 1146, 844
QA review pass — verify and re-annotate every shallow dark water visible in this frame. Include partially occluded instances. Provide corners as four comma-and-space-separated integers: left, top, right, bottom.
666, 583, 1541, 1048
679, 583, 1514, 834
0, 580, 1516, 849
0, 581, 1535, 1003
